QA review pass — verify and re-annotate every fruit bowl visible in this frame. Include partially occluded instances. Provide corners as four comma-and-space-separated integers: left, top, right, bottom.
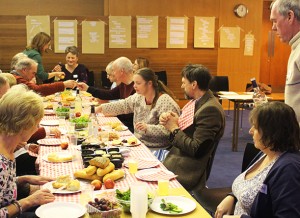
86, 198, 122, 218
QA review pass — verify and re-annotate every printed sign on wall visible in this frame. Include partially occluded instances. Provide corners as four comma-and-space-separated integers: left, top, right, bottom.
82, 21, 105, 54
220, 27, 240, 48
26, 16, 50, 46
54, 20, 77, 53
194, 17, 215, 48
166, 17, 188, 48
109, 16, 131, 48
136, 16, 158, 48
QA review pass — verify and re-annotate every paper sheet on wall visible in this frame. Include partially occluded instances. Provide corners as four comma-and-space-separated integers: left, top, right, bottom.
82, 21, 105, 54
26, 16, 50, 46
136, 16, 158, 48
220, 27, 240, 48
244, 33, 255, 56
194, 17, 215, 48
54, 20, 77, 53
166, 17, 188, 48
109, 16, 131, 48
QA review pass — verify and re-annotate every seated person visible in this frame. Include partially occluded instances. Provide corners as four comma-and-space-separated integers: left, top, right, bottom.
60, 46, 88, 83
159, 64, 225, 192
12, 57, 76, 96
215, 102, 300, 218
96, 68, 180, 151
0, 84, 55, 217
132, 57, 149, 73
77, 56, 135, 132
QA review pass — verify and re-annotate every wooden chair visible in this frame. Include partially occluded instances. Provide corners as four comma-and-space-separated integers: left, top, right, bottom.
192, 142, 260, 214
155, 71, 167, 85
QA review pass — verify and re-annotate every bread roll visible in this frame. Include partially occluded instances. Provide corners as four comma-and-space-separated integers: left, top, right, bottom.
84, 165, 97, 176
89, 157, 110, 169
103, 169, 125, 182
96, 162, 115, 177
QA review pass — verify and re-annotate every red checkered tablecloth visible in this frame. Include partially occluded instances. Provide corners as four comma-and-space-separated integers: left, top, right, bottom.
38, 115, 182, 203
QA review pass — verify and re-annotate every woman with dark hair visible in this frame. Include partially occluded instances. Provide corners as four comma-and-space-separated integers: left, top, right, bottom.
60, 46, 88, 82
215, 101, 300, 218
96, 67, 180, 151
23, 32, 64, 84
133, 57, 149, 72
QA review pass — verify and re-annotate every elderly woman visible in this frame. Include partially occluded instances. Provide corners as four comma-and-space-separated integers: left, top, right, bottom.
60, 46, 88, 82
215, 101, 300, 218
96, 68, 180, 151
0, 84, 55, 217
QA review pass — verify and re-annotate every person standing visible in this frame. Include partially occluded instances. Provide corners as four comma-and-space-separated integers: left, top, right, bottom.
23, 32, 64, 84
159, 64, 225, 192
270, 0, 300, 123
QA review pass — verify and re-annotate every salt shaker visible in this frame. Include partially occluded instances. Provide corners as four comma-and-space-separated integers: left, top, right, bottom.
130, 182, 148, 218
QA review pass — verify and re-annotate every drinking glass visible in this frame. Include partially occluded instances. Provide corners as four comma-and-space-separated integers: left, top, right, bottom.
130, 182, 148, 218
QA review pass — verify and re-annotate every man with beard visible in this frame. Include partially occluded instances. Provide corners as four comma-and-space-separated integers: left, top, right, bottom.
159, 64, 225, 192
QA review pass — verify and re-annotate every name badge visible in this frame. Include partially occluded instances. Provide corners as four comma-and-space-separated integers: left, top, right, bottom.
260, 184, 268, 195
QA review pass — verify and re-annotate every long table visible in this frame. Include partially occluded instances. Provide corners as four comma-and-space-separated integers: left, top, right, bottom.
37, 115, 211, 218
220, 92, 284, 152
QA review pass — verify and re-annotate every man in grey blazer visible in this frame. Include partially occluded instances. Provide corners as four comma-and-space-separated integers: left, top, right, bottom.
160, 64, 225, 192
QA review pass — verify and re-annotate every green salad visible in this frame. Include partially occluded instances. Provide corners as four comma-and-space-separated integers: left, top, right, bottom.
160, 199, 183, 213
70, 116, 90, 129
55, 107, 70, 118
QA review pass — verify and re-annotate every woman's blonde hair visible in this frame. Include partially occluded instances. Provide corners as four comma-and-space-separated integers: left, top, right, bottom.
0, 84, 44, 135
1, 73, 17, 87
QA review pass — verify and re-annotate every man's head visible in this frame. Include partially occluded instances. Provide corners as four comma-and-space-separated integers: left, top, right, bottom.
112, 57, 133, 84
270, 0, 300, 43
11, 53, 28, 71
0, 74, 10, 98
15, 58, 38, 82
181, 64, 212, 99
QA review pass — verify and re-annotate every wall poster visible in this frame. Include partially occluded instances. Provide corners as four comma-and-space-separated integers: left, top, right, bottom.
194, 17, 215, 48
166, 17, 188, 48
82, 21, 105, 54
54, 20, 77, 53
109, 16, 131, 48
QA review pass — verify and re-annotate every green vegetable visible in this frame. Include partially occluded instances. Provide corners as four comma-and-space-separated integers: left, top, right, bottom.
160, 199, 183, 213
70, 116, 90, 129
56, 107, 70, 113
116, 189, 131, 201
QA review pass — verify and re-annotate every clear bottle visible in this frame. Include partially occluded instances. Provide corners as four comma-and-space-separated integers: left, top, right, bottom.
74, 88, 82, 114
250, 78, 268, 107
88, 105, 98, 136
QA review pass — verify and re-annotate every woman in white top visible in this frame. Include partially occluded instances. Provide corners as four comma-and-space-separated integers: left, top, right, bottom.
96, 68, 180, 151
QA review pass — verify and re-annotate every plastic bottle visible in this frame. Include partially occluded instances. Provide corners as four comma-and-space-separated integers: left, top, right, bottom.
74, 88, 82, 114
250, 78, 268, 107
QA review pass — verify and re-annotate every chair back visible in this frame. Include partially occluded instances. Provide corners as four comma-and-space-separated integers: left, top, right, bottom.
209, 76, 229, 92
101, 71, 113, 89
241, 143, 260, 172
87, 71, 95, 87
155, 71, 167, 85
206, 139, 220, 181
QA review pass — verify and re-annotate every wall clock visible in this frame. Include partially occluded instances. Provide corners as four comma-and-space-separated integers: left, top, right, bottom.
234, 4, 248, 18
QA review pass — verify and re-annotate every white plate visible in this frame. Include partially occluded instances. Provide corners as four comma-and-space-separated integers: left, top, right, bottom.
135, 168, 176, 182
44, 109, 55, 115
150, 196, 196, 215
42, 152, 74, 163
40, 120, 59, 126
125, 158, 159, 170
37, 138, 62, 146
36, 202, 86, 218
42, 181, 82, 194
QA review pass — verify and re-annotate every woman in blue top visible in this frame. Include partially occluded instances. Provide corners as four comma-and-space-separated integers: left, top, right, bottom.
215, 101, 300, 218
23, 32, 64, 84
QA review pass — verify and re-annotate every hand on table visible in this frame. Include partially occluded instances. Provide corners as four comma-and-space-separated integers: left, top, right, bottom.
50, 127, 61, 138
27, 143, 39, 154
214, 195, 236, 218
19, 175, 54, 186
23, 189, 55, 208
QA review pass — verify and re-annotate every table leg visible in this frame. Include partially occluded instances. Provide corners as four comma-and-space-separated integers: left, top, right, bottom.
232, 101, 241, 152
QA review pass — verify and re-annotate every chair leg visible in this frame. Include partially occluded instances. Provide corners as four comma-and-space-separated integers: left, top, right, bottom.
227, 101, 231, 116
240, 107, 243, 130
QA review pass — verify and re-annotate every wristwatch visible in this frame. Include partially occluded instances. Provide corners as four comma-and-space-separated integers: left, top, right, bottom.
169, 128, 180, 142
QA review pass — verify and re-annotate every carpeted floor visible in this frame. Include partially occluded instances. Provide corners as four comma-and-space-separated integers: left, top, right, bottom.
206, 109, 253, 188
